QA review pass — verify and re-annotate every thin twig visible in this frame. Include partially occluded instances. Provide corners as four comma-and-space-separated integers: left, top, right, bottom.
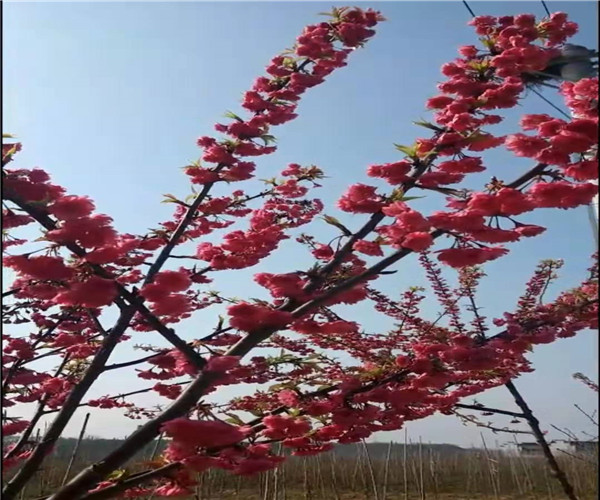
61, 413, 91, 486
505, 380, 580, 500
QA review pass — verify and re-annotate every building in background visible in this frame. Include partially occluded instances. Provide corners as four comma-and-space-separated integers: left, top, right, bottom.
564, 440, 599, 456
517, 442, 545, 457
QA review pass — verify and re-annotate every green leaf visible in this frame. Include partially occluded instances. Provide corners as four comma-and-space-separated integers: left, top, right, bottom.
260, 134, 277, 146
321, 215, 352, 236
161, 194, 180, 204
389, 188, 405, 201
106, 469, 128, 481
2, 133, 16, 139
224, 413, 245, 426
468, 59, 490, 72
413, 120, 444, 132
480, 38, 495, 50
394, 143, 418, 158
223, 111, 243, 122
281, 58, 297, 69
2, 144, 19, 158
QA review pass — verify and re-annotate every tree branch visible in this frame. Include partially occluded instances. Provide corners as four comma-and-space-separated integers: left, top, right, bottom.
504, 380, 579, 500
454, 403, 526, 419
1, 305, 138, 500
43, 160, 583, 500
3, 354, 72, 461
2, 186, 206, 371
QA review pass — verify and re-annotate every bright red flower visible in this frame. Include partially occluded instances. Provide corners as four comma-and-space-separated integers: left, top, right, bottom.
437, 246, 509, 268
4, 255, 74, 281
401, 231, 434, 252
262, 415, 311, 439
278, 389, 300, 407
529, 181, 598, 209
367, 161, 412, 185
205, 356, 241, 373
550, 131, 596, 154
2, 420, 29, 436
54, 276, 117, 308
504, 133, 547, 157
227, 303, 293, 332
152, 269, 192, 292
515, 224, 546, 237
161, 418, 250, 448
338, 184, 384, 213
150, 294, 192, 317
353, 239, 384, 256
426, 95, 454, 109
419, 171, 465, 187
564, 160, 598, 181
49, 196, 95, 220
437, 157, 485, 174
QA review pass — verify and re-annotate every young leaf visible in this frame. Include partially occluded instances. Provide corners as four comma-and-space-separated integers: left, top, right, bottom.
413, 120, 444, 132
321, 215, 352, 236
161, 194, 180, 204
260, 134, 277, 146
399, 195, 426, 202
394, 143, 418, 158
224, 413, 245, 426
223, 110, 243, 122
106, 469, 129, 482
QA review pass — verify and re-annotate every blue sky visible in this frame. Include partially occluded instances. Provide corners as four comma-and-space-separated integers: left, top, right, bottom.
3, 1, 598, 446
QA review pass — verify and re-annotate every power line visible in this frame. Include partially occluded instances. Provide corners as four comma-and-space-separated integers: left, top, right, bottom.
463, 0, 597, 255
541, 0, 552, 17
460, 0, 571, 121
529, 88, 571, 119
462, 0, 476, 18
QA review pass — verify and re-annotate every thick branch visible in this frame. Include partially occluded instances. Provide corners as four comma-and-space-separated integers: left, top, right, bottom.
3, 354, 71, 461
504, 380, 579, 500
1, 306, 138, 500
454, 403, 525, 419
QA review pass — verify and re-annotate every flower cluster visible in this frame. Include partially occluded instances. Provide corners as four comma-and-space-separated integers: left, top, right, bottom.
335, 12, 597, 269
184, 7, 382, 190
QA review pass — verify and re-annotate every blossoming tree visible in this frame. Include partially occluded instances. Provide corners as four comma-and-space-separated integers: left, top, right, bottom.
2, 6, 598, 500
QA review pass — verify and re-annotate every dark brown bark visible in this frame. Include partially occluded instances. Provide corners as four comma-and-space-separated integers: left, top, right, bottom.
504, 380, 579, 500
